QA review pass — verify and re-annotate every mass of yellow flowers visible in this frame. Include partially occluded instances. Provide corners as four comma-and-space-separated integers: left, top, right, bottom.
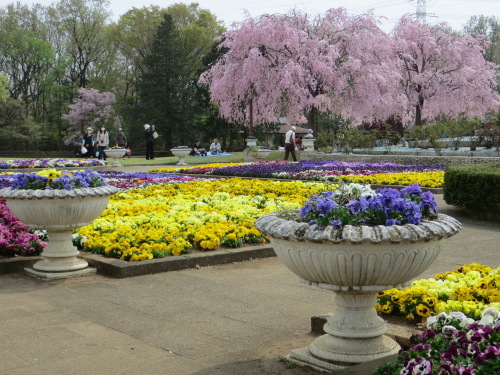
78, 178, 329, 261
150, 162, 243, 173
376, 263, 500, 321
338, 172, 444, 188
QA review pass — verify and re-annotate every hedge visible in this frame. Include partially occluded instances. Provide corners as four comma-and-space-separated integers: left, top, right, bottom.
444, 163, 500, 215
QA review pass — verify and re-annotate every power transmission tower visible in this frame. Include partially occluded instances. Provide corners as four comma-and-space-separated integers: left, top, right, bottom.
410, 0, 427, 23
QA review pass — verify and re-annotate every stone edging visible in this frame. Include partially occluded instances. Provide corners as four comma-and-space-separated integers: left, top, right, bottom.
0, 245, 276, 278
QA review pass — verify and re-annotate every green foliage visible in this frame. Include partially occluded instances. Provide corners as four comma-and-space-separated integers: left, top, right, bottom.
135, 13, 191, 151
444, 163, 500, 215
0, 75, 8, 102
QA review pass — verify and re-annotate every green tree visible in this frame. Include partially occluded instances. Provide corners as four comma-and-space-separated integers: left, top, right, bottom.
51, 0, 113, 88
135, 13, 191, 152
0, 75, 8, 102
0, 29, 55, 113
463, 15, 500, 66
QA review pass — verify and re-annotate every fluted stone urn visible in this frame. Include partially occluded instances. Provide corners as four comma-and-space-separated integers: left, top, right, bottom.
105, 148, 127, 167
0, 186, 119, 279
254, 211, 461, 371
170, 148, 191, 165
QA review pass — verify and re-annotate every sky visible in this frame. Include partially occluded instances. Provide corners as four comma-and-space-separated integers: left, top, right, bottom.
21, 0, 500, 32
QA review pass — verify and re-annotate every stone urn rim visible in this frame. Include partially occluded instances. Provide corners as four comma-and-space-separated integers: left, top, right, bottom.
0, 185, 120, 200
255, 210, 462, 245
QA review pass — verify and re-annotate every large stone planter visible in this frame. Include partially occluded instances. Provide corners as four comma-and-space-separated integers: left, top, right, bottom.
302, 137, 315, 153
0, 186, 119, 279
105, 148, 127, 167
254, 211, 461, 371
254, 149, 271, 160
171, 148, 191, 165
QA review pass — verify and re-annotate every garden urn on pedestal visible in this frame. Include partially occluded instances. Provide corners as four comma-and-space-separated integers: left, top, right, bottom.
170, 148, 191, 165
0, 185, 119, 279
245, 138, 258, 148
105, 148, 127, 167
302, 137, 315, 154
254, 184, 461, 372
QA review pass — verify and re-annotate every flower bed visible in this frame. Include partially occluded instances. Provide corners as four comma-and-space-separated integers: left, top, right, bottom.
99, 171, 201, 189
76, 178, 328, 261
374, 308, 500, 375
152, 161, 445, 187
0, 158, 107, 169
377, 263, 500, 321
0, 199, 47, 258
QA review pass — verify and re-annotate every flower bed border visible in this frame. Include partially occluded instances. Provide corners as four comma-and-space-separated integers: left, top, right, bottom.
0, 245, 276, 278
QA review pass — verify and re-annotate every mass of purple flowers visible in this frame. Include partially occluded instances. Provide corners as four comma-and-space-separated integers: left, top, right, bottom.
207, 161, 445, 178
0, 200, 46, 258
0, 158, 106, 169
300, 182, 438, 228
374, 311, 500, 375
10, 169, 106, 190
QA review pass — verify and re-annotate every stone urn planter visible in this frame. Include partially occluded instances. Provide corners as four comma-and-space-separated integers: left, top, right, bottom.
254, 149, 271, 160
0, 186, 119, 279
171, 148, 191, 165
254, 211, 461, 371
105, 148, 127, 167
302, 137, 315, 153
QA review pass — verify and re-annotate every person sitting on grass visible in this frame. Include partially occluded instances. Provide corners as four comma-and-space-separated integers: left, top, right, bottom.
209, 138, 222, 155
190, 140, 207, 156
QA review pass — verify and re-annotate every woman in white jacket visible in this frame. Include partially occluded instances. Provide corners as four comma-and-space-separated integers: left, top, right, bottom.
96, 126, 109, 161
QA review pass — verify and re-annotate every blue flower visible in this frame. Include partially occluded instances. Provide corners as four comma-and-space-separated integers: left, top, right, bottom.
329, 219, 342, 229
316, 197, 337, 215
346, 200, 361, 215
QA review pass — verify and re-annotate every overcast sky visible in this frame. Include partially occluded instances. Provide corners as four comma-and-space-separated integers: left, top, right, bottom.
21, 0, 500, 32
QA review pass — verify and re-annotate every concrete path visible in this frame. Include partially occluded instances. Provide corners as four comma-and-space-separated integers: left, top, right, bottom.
1, 165, 498, 375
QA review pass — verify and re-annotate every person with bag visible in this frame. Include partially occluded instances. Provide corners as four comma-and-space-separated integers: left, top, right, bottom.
96, 126, 109, 161
145, 124, 156, 160
82, 127, 95, 159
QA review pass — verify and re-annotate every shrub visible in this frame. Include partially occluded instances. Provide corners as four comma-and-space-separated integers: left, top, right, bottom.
444, 163, 500, 216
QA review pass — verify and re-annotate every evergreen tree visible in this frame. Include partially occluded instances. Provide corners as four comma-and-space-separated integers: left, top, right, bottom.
135, 13, 191, 152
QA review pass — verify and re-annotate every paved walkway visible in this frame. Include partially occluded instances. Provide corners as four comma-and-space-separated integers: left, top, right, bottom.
1, 165, 499, 375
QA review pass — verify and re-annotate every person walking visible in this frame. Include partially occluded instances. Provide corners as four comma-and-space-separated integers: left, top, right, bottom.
96, 126, 109, 161
284, 125, 297, 161
145, 124, 155, 160
82, 127, 95, 158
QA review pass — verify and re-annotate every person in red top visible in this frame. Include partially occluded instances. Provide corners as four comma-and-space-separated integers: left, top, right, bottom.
295, 136, 303, 151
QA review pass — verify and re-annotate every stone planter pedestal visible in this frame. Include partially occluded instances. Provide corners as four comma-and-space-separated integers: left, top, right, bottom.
254, 211, 461, 371
0, 186, 119, 279
245, 138, 257, 147
171, 148, 191, 165
105, 148, 127, 167
302, 137, 315, 154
